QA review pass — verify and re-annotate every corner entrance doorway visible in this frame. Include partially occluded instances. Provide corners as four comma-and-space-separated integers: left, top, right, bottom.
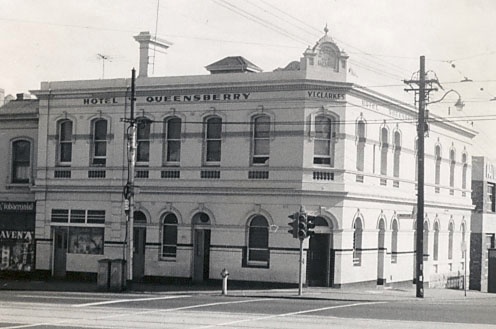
306, 217, 334, 287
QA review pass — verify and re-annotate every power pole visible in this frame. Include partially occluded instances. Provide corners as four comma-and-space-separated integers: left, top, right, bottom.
404, 56, 439, 298
125, 68, 137, 282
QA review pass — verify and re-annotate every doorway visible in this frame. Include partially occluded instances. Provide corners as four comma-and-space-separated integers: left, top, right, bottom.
377, 219, 386, 285
133, 211, 147, 281
306, 217, 334, 287
53, 227, 67, 278
192, 212, 211, 283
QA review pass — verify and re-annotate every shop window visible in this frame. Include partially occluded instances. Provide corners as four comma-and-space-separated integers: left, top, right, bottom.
136, 117, 151, 165
68, 227, 104, 255
164, 117, 181, 165
313, 115, 333, 165
161, 213, 178, 259
12, 140, 31, 183
252, 115, 270, 165
91, 119, 108, 166
247, 216, 269, 265
58, 119, 73, 165
50, 209, 105, 255
204, 116, 222, 165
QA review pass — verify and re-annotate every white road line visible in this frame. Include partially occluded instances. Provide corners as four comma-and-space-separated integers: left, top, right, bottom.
72, 294, 191, 307
192, 301, 388, 329
19, 294, 111, 301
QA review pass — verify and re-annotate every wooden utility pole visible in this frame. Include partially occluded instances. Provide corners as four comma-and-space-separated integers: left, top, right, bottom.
127, 68, 137, 282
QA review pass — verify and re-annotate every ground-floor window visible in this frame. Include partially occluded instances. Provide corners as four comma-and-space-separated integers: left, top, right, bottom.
247, 215, 269, 266
68, 227, 104, 255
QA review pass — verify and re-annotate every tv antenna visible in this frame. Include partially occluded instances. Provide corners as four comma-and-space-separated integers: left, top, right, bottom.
97, 53, 112, 79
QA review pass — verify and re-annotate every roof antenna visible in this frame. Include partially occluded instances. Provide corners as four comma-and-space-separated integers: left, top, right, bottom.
97, 54, 111, 79
151, 0, 160, 74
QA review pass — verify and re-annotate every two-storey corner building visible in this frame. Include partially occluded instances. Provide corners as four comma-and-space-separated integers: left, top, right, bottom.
0, 93, 38, 274
30, 29, 477, 287
470, 156, 496, 292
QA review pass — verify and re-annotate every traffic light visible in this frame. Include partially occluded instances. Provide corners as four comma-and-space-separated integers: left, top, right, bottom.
288, 212, 298, 238
307, 215, 316, 237
297, 209, 307, 240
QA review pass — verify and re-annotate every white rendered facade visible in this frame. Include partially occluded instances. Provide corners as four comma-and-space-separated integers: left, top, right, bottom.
31, 32, 476, 287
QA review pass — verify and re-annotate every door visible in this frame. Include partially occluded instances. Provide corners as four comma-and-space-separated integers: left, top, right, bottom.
193, 229, 211, 282
377, 221, 386, 285
133, 227, 146, 281
488, 249, 496, 293
307, 234, 330, 286
53, 228, 67, 278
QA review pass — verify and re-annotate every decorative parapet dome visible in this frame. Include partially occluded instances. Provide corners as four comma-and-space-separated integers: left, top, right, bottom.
206, 56, 263, 74
299, 25, 349, 81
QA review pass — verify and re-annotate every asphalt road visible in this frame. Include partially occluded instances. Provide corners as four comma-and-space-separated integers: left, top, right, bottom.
0, 290, 495, 328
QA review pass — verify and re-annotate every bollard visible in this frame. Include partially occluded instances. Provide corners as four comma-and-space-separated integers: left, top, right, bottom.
220, 268, 229, 295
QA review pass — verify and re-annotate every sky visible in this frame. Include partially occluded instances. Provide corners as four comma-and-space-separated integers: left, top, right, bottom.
2, 0, 496, 159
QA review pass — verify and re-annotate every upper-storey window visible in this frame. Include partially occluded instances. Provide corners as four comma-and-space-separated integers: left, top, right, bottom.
356, 120, 366, 172
137, 117, 151, 165
91, 119, 107, 166
164, 117, 181, 165
449, 149, 456, 191
313, 115, 333, 165
380, 127, 388, 176
435, 145, 442, 192
488, 182, 496, 212
461, 153, 468, 190
12, 140, 31, 183
204, 116, 222, 165
252, 115, 270, 165
393, 131, 401, 179
58, 119, 73, 165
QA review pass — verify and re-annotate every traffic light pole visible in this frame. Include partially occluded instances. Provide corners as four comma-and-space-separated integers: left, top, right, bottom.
298, 238, 303, 296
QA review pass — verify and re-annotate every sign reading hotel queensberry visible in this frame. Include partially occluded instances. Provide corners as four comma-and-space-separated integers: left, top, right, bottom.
0, 202, 34, 212
82, 92, 251, 105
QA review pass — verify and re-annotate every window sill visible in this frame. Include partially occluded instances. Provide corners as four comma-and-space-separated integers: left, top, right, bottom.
6, 183, 30, 189
159, 257, 177, 262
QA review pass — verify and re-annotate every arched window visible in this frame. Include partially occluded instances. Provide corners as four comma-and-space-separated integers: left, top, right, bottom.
391, 219, 398, 263
435, 145, 442, 193
12, 140, 31, 183
91, 119, 108, 166
380, 127, 388, 177
449, 149, 456, 194
252, 115, 270, 165
462, 153, 468, 195
393, 131, 401, 181
164, 117, 181, 165
433, 222, 439, 261
204, 116, 222, 164
423, 221, 429, 261
353, 218, 363, 266
248, 216, 269, 264
314, 115, 334, 165
58, 119, 73, 165
137, 117, 151, 164
448, 222, 454, 260
356, 120, 366, 172
161, 213, 178, 258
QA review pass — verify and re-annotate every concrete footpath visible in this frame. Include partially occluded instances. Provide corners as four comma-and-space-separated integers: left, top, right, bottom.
0, 277, 495, 303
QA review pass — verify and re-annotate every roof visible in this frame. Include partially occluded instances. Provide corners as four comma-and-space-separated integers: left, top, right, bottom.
205, 56, 263, 74
0, 99, 39, 117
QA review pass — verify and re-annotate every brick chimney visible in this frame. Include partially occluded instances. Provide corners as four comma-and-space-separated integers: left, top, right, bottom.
134, 32, 173, 77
